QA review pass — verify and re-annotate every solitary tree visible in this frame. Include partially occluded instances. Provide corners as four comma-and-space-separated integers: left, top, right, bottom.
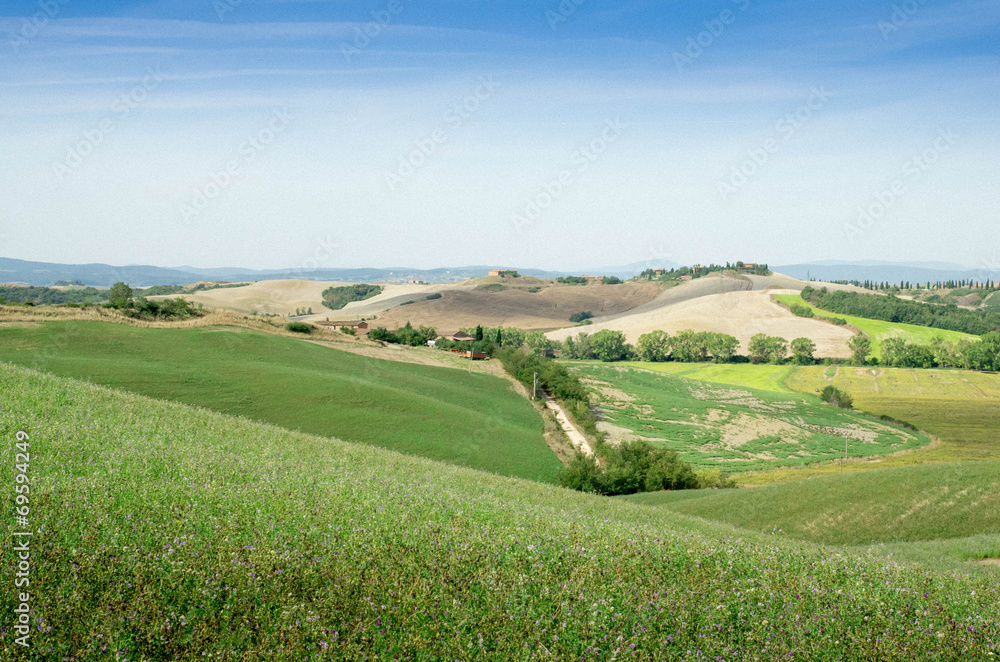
108, 282, 133, 309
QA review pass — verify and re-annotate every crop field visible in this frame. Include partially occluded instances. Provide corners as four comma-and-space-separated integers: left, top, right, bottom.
2, 364, 999, 660
0, 321, 560, 482
589, 360, 800, 393
787, 365, 1000, 398
773, 293, 976, 358
624, 461, 1000, 546
573, 364, 930, 473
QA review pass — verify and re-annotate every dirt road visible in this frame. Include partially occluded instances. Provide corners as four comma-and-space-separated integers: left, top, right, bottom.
541, 393, 594, 457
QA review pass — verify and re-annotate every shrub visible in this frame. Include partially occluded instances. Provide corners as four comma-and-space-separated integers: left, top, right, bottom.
426, 293, 442, 300
569, 311, 593, 323
557, 440, 701, 496
789, 303, 814, 318
820, 385, 853, 409
285, 322, 314, 334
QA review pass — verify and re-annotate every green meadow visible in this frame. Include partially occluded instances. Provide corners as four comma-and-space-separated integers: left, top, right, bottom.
0, 321, 559, 482
624, 460, 1000, 546
572, 364, 929, 473
1, 364, 998, 659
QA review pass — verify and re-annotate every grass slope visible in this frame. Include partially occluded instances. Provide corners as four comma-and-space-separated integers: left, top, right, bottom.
773, 293, 975, 358
624, 461, 1000, 546
0, 321, 559, 482
574, 365, 929, 473
2, 364, 999, 660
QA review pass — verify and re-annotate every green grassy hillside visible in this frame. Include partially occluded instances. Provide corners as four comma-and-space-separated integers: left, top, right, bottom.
773, 293, 976, 358
573, 364, 930, 473
0, 321, 559, 482
2, 364, 999, 659
624, 461, 1000, 546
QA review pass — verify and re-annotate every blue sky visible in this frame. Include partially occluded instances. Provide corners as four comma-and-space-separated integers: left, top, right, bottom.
1, 0, 998, 271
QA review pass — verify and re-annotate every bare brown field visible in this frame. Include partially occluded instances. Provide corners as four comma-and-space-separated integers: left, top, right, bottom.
547, 288, 856, 357
374, 281, 664, 332
148, 279, 347, 316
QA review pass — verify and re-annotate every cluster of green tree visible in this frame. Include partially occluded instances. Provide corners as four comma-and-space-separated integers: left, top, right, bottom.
569, 311, 593, 323
554, 275, 621, 285
636, 261, 771, 282
633, 330, 740, 363
293, 307, 314, 316
820, 385, 853, 409
368, 322, 437, 346
426, 292, 443, 300
559, 440, 736, 496
321, 284, 383, 311
560, 329, 633, 362
54, 280, 85, 286
0, 285, 108, 305
558, 441, 699, 495
431, 325, 528, 353
136, 284, 186, 296
189, 282, 250, 293
560, 328, 819, 365
801, 286, 1000, 335
106, 283, 203, 320
860, 279, 999, 292
878, 334, 1000, 371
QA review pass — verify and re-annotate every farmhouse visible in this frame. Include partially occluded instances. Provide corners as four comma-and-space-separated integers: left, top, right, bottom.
653, 269, 666, 275
445, 331, 474, 342
317, 320, 370, 334
679, 275, 693, 281
488, 269, 517, 277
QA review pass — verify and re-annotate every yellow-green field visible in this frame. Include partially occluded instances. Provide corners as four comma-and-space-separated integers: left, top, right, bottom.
787, 365, 1000, 398
773, 293, 976, 358
595, 360, 800, 393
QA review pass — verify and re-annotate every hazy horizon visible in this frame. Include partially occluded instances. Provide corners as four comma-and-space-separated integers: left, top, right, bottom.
2, 0, 998, 272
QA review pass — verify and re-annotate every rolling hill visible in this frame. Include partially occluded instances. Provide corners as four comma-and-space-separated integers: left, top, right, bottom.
2, 363, 998, 659
0, 321, 560, 482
